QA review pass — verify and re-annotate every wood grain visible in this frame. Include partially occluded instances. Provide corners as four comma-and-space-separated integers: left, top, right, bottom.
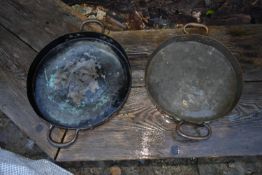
57, 81, 262, 161
0, 0, 81, 51
0, 1, 261, 84
0, 0, 111, 52
0, 0, 85, 159
0, 25, 66, 158
109, 25, 262, 86
0, 0, 262, 161
57, 25, 262, 161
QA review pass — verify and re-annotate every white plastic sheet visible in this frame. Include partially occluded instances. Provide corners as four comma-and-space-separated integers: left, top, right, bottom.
0, 149, 72, 175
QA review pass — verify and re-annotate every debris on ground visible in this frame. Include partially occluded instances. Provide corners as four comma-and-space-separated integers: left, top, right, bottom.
63, 0, 262, 31
70, 3, 147, 30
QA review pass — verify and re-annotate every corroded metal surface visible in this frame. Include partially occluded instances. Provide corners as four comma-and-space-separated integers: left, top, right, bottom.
29, 33, 131, 129
146, 35, 242, 123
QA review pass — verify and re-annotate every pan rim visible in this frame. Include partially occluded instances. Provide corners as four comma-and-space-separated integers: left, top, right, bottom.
27, 31, 131, 130
145, 34, 243, 123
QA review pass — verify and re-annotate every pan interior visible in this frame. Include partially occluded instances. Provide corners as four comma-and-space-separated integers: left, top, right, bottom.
34, 38, 130, 128
146, 37, 239, 123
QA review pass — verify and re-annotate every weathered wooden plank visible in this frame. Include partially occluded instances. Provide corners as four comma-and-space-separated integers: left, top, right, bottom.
0, 0, 81, 52
0, 0, 88, 159
109, 25, 262, 86
0, 0, 86, 159
0, 25, 64, 159
0, 0, 107, 52
57, 82, 262, 161
0, 0, 261, 161
0, 0, 261, 84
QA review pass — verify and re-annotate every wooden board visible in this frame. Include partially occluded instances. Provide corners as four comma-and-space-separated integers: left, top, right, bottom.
0, 0, 106, 52
0, 0, 104, 159
56, 25, 262, 161
57, 83, 262, 161
0, 0, 82, 52
0, 0, 262, 161
0, 0, 84, 159
109, 25, 262, 86
0, 25, 64, 158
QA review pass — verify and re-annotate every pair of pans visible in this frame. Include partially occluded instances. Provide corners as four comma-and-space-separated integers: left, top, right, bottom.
27, 21, 242, 148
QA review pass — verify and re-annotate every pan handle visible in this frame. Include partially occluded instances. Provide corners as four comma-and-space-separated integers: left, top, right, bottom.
183, 23, 209, 35
47, 125, 80, 148
176, 121, 212, 140
80, 19, 106, 34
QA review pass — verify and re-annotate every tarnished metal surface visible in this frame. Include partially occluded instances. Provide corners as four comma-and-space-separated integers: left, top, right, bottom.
146, 35, 242, 123
30, 35, 131, 129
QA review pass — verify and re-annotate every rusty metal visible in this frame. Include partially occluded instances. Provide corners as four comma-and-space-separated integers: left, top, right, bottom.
48, 125, 80, 148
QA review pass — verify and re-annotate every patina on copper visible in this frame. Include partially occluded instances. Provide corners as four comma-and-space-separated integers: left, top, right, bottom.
27, 32, 131, 147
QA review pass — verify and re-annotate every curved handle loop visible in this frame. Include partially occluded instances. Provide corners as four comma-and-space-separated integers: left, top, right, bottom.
48, 125, 80, 148
176, 121, 212, 140
183, 23, 209, 35
80, 19, 106, 33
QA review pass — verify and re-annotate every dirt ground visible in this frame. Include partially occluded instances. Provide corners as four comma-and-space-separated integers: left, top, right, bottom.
1, 111, 262, 175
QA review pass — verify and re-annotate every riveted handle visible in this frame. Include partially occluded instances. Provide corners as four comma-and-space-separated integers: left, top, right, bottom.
176, 121, 211, 140
183, 23, 209, 35
47, 125, 80, 148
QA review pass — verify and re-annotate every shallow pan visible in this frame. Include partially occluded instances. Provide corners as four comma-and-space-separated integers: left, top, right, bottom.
27, 20, 131, 147
145, 23, 242, 140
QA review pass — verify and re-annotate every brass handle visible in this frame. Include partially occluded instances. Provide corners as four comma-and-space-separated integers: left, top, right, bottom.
47, 125, 80, 148
80, 19, 106, 33
176, 121, 212, 140
183, 23, 209, 35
